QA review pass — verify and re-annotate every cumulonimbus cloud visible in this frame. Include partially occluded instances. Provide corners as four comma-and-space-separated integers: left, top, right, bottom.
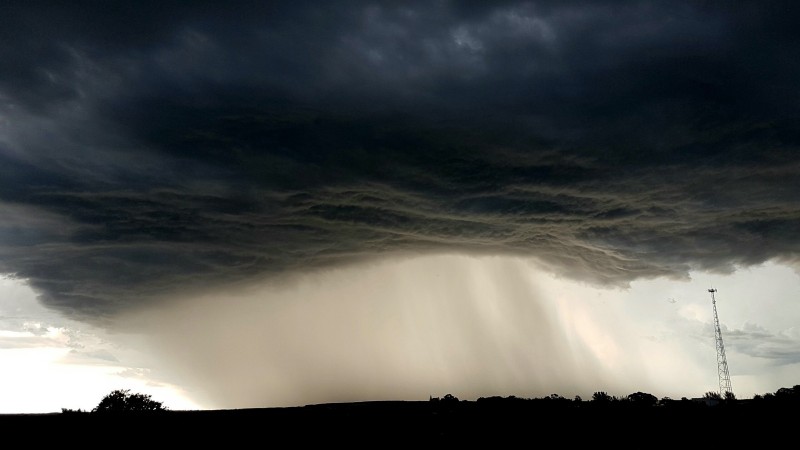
0, 1, 798, 322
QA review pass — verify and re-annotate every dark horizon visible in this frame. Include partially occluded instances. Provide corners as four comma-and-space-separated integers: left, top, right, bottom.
5, 385, 799, 447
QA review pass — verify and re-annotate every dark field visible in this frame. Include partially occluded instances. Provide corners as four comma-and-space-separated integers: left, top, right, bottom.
2, 396, 793, 445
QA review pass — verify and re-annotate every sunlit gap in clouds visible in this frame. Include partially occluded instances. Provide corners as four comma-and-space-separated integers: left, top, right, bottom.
0, 275, 201, 413
124, 253, 721, 409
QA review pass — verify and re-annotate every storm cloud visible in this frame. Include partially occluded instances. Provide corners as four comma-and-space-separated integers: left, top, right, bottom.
1, 1, 799, 321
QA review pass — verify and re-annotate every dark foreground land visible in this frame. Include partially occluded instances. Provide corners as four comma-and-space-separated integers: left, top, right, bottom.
1, 396, 794, 446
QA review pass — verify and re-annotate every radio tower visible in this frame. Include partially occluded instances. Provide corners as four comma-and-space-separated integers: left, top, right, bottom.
708, 288, 733, 396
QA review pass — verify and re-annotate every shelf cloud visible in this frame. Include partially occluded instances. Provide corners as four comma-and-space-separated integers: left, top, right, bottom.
1, 1, 798, 322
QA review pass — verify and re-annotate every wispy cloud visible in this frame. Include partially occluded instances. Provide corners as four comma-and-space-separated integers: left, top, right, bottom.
724, 323, 800, 365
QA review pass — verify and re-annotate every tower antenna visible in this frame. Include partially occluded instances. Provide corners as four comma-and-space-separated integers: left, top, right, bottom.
708, 288, 733, 397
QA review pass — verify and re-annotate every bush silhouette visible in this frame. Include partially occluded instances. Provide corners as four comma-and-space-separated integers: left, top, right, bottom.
627, 392, 658, 406
592, 391, 613, 403
92, 389, 167, 413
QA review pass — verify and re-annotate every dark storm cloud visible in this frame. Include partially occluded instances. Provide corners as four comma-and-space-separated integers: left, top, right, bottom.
1, 1, 799, 320
724, 323, 800, 366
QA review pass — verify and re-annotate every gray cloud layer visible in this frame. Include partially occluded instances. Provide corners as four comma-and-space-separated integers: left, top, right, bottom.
1, 1, 799, 321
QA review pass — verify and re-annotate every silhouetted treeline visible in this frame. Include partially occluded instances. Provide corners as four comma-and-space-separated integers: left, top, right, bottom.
7, 385, 800, 446
58, 384, 799, 418
422, 384, 800, 413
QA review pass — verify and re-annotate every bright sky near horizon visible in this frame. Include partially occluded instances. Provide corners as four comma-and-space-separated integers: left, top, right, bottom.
3, 256, 798, 413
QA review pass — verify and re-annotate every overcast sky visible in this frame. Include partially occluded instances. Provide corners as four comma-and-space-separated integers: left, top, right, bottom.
1, 1, 799, 412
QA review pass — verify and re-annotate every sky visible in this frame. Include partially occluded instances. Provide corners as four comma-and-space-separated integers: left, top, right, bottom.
1, 1, 799, 412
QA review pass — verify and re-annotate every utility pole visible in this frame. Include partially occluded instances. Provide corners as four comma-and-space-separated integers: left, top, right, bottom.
709, 288, 733, 397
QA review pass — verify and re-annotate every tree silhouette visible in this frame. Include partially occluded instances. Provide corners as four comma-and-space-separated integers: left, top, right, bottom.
775, 386, 800, 401
627, 392, 658, 407
592, 391, 613, 403
92, 389, 167, 413
441, 393, 460, 404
